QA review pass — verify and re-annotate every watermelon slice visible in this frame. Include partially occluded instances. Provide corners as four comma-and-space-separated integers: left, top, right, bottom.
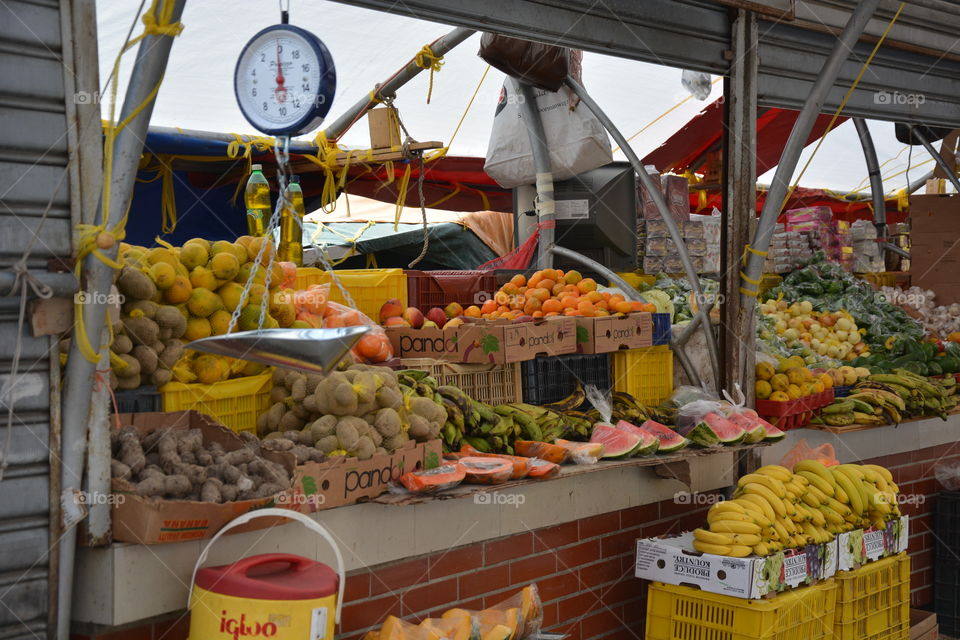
614, 420, 660, 455
589, 423, 642, 458
682, 422, 721, 447
702, 412, 747, 445
640, 420, 688, 452
725, 411, 767, 443
763, 421, 786, 441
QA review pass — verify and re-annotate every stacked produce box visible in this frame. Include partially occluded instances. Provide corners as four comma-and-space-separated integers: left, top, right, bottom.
851, 220, 885, 273
640, 214, 720, 275
885, 221, 911, 272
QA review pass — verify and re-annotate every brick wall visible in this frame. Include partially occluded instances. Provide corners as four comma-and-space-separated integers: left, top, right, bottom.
72, 439, 960, 640
862, 440, 960, 608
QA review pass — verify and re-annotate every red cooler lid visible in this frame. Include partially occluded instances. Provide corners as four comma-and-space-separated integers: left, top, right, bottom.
196, 554, 338, 601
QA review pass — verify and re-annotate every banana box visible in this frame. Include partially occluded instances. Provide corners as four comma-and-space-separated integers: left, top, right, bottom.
837, 515, 909, 571
636, 532, 801, 600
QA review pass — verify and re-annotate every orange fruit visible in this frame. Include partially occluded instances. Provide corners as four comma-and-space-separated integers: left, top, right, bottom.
481, 299, 498, 315
523, 298, 542, 315
510, 274, 526, 288
560, 296, 579, 309
564, 308, 578, 316
465, 305, 482, 318
613, 301, 633, 314
532, 310, 544, 318
542, 299, 563, 314
551, 283, 566, 296
577, 300, 596, 316
563, 284, 579, 294
564, 270, 582, 285
577, 278, 598, 294
528, 273, 542, 288
609, 293, 625, 305
586, 291, 603, 303
529, 287, 551, 302
324, 314, 345, 328
355, 333, 391, 363
538, 279, 556, 293
544, 311, 560, 317
595, 300, 609, 311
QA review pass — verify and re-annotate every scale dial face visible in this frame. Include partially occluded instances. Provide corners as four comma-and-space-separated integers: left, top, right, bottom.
234, 24, 336, 135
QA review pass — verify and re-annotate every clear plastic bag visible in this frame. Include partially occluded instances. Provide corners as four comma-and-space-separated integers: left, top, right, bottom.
320, 300, 394, 363
670, 385, 718, 408
935, 461, 960, 491
433, 584, 543, 640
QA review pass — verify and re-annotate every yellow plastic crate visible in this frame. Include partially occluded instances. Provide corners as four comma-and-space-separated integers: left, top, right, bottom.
646, 579, 838, 640
856, 272, 897, 288
295, 267, 407, 322
612, 345, 673, 406
833, 552, 911, 640
615, 272, 656, 290
160, 371, 273, 434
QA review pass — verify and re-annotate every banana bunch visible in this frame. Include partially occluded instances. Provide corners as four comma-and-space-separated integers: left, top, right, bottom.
580, 390, 676, 426
692, 460, 899, 557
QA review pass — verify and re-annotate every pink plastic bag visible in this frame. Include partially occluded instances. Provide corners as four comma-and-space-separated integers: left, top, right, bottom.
780, 439, 839, 469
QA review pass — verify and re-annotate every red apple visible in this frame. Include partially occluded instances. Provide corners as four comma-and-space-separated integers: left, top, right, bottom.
426, 307, 447, 328
444, 302, 464, 319
379, 298, 403, 324
401, 306, 424, 329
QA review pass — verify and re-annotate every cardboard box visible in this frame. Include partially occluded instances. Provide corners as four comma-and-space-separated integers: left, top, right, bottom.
290, 439, 442, 512
110, 411, 297, 544
634, 532, 822, 599
910, 195, 960, 304
837, 515, 909, 571
574, 312, 652, 354
387, 317, 576, 363
910, 609, 938, 640
661, 175, 691, 222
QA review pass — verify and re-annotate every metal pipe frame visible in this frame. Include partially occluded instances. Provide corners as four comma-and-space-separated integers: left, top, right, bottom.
742, 0, 880, 309
323, 26, 475, 141
514, 79, 556, 270
57, 1, 187, 636
853, 118, 889, 246
566, 75, 722, 390
909, 124, 960, 193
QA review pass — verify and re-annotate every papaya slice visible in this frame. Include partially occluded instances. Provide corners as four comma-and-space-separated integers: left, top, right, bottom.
441, 609, 479, 640
513, 440, 570, 464
525, 458, 560, 479
458, 457, 514, 485
477, 608, 521, 639
380, 616, 408, 640
420, 617, 472, 640
399, 463, 466, 493
480, 624, 512, 640
459, 445, 531, 479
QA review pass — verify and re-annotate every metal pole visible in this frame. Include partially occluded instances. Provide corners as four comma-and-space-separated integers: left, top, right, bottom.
853, 118, 890, 255
514, 79, 555, 270
323, 27, 475, 141
57, 1, 186, 636
742, 0, 880, 307
566, 75, 722, 391
908, 169, 936, 194
550, 245, 646, 300
909, 125, 960, 193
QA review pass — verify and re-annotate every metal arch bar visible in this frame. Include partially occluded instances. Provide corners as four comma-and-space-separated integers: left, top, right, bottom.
323, 26, 476, 141
513, 79, 556, 270
853, 118, 890, 248
56, 1, 188, 637
742, 0, 880, 309
909, 125, 960, 193
565, 75, 722, 391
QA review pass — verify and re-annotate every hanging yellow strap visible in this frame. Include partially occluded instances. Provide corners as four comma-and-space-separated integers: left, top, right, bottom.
739, 244, 768, 297
393, 164, 413, 230
896, 188, 909, 211
783, 2, 906, 207
414, 44, 444, 104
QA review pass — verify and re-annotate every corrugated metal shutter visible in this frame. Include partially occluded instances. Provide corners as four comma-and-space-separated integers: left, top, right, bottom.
0, 0, 70, 636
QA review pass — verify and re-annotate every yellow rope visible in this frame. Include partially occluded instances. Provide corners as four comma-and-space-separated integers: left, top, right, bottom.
782, 2, 906, 208
613, 77, 723, 153
74, 0, 184, 364
425, 64, 490, 163
413, 44, 444, 104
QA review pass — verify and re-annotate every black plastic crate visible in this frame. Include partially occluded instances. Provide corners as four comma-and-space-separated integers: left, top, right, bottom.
936, 491, 960, 564
112, 386, 162, 414
520, 353, 611, 408
935, 554, 960, 635
652, 313, 671, 345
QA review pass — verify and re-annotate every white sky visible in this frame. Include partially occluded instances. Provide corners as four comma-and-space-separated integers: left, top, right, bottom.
96, 0, 940, 196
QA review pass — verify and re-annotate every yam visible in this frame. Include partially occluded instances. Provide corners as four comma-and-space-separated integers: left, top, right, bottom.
116, 374, 140, 390
158, 326, 172, 341
335, 416, 364, 451
123, 315, 160, 346
315, 435, 340, 454
272, 367, 288, 385
383, 433, 408, 453
278, 411, 305, 431
195, 448, 214, 466
164, 474, 193, 498
117, 427, 145, 473
305, 374, 324, 393
309, 415, 338, 440
237, 431, 261, 454
290, 404, 311, 421
155, 305, 187, 337
330, 382, 359, 416
150, 368, 173, 386
290, 377, 307, 402
261, 438, 294, 452
140, 465, 164, 480
407, 414, 432, 441
253, 482, 284, 499
123, 299, 158, 319
291, 444, 315, 465
116, 353, 142, 379
200, 478, 223, 503
302, 394, 319, 414
248, 458, 289, 486
224, 447, 254, 465
220, 484, 238, 502
117, 267, 156, 301
111, 460, 132, 480
180, 450, 197, 465
158, 341, 184, 368
176, 429, 202, 454
269, 386, 289, 404
112, 333, 133, 355
374, 408, 402, 438
131, 345, 158, 375
368, 428, 383, 447
351, 435, 376, 460
375, 386, 402, 410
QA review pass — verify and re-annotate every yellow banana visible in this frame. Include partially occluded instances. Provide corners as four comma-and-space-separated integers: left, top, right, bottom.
707, 511, 753, 524
725, 545, 753, 558
889, 481, 900, 494
796, 470, 835, 498
794, 460, 835, 490
728, 533, 761, 546
792, 534, 809, 547
738, 473, 787, 498
753, 541, 771, 556
834, 483, 849, 504
801, 504, 826, 527
837, 464, 865, 481
693, 540, 731, 555
801, 492, 824, 509
772, 520, 791, 542
756, 465, 793, 483
871, 517, 887, 530
784, 481, 805, 496
694, 528, 738, 545
827, 497, 852, 517
863, 463, 893, 484
832, 468, 865, 515
709, 501, 747, 516
741, 483, 786, 517
781, 517, 798, 534
820, 505, 844, 526
806, 484, 830, 506
791, 473, 809, 487
710, 520, 761, 535
738, 493, 777, 521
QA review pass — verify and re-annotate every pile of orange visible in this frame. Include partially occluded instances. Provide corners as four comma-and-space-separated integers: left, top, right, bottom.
472, 269, 656, 319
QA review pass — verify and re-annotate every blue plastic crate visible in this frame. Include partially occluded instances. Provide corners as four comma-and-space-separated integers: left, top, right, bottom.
652, 313, 672, 345
833, 385, 852, 398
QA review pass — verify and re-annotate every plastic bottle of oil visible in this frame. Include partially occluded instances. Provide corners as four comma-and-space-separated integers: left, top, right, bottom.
278, 175, 305, 265
244, 164, 271, 236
